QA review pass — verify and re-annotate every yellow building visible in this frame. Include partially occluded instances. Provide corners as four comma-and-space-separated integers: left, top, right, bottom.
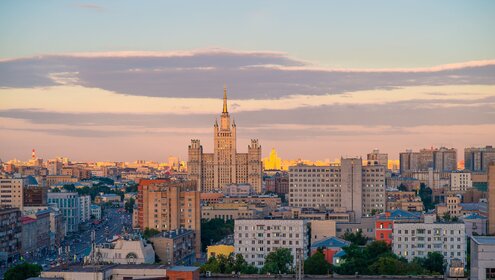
207, 244, 235, 260
263, 148, 282, 170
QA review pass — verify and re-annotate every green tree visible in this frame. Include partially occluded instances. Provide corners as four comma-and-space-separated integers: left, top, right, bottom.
342, 230, 368, 245
423, 252, 445, 274
304, 249, 331, 275
369, 256, 407, 275
363, 240, 391, 262
125, 197, 135, 213
333, 244, 369, 275
63, 184, 76, 192
143, 228, 160, 239
418, 183, 434, 210
4, 262, 42, 280
50, 187, 61, 193
200, 219, 234, 251
398, 183, 408, 191
261, 248, 293, 274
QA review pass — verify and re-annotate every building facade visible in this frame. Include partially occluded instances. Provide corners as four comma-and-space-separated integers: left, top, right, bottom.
0, 178, 25, 210
149, 229, 195, 265
392, 221, 466, 265
137, 179, 201, 258
465, 146, 495, 172
400, 147, 457, 173
288, 159, 386, 221
234, 219, 308, 268
47, 192, 80, 232
489, 163, 495, 235
79, 195, 91, 223
451, 171, 472, 192
366, 149, 388, 167
90, 236, 155, 264
470, 236, 495, 280
0, 208, 21, 264
187, 87, 263, 193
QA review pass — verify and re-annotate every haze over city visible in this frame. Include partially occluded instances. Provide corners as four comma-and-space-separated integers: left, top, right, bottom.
1, 1, 495, 162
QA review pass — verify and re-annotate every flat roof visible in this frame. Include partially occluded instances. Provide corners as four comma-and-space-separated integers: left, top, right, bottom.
472, 236, 495, 245
168, 266, 199, 272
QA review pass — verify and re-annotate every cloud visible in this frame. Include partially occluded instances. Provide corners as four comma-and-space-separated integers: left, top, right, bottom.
1, 49, 494, 99
75, 3, 104, 11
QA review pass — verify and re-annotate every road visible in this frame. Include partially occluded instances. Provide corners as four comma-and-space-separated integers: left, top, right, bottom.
0, 207, 132, 278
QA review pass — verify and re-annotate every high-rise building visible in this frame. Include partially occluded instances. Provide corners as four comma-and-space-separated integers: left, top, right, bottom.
400, 147, 457, 173
47, 159, 62, 175
263, 148, 282, 170
366, 149, 388, 167
137, 179, 201, 258
488, 163, 495, 235
0, 208, 22, 264
187, 87, 263, 193
465, 146, 495, 172
288, 158, 386, 221
0, 178, 25, 210
450, 171, 472, 192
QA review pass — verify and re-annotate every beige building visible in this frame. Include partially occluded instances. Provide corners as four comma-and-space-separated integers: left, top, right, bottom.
310, 220, 336, 243
0, 178, 25, 210
366, 149, 388, 167
288, 159, 386, 221
149, 229, 195, 265
201, 202, 264, 221
187, 87, 263, 193
470, 236, 495, 280
451, 171, 472, 192
137, 179, 201, 258
489, 163, 495, 235
436, 196, 462, 217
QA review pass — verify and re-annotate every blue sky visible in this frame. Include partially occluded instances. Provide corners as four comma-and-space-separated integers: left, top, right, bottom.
1, 1, 494, 67
1, 1, 494, 161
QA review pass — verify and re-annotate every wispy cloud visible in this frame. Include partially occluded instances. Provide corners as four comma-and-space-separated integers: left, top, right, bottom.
75, 3, 104, 11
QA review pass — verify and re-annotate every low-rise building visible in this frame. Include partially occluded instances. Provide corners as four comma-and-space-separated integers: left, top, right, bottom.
149, 229, 195, 265
310, 220, 336, 243
90, 204, 102, 220
89, 235, 155, 264
392, 219, 466, 266
471, 236, 495, 280
95, 193, 121, 204
375, 209, 422, 244
436, 196, 463, 217
207, 244, 235, 260
222, 184, 254, 197
336, 216, 376, 239
451, 171, 472, 192
201, 202, 263, 221
234, 219, 308, 268
463, 213, 488, 237
310, 236, 350, 266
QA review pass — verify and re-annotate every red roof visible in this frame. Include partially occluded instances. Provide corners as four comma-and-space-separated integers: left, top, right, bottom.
21, 216, 37, 224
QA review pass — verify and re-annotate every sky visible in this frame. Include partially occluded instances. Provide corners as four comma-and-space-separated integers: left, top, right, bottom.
1, 1, 495, 162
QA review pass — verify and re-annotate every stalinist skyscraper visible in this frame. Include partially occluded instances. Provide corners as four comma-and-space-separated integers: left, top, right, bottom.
187, 87, 263, 193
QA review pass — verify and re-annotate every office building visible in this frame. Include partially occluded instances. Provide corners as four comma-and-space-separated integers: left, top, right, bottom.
465, 146, 495, 172
187, 87, 263, 193
234, 219, 308, 268
288, 159, 386, 221
470, 236, 495, 280
137, 179, 201, 258
47, 192, 80, 232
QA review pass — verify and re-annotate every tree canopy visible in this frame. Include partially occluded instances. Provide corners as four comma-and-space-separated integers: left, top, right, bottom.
201, 254, 258, 274
304, 249, 331, 275
4, 262, 42, 280
261, 248, 293, 274
201, 218, 234, 251
342, 230, 368, 246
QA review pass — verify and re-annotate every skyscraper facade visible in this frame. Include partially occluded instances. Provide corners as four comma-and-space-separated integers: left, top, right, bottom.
187, 87, 263, 193
465, 146, 495, 172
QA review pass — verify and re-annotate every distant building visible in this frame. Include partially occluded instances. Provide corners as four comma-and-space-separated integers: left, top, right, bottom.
89, 236, 155, 264
187, 87, 263, 193
222, 184, 254, 197
366, 149, 388, 167
0, 178, 25, 210
79, 195, 91, 223
137, 179, 201, 258
470, 236, 495, 280
234, 219, 308, 268
400, 147, 457, 173
264, 171, 289, 195
149, 229, 195, 265
465, 146, 495, 172
463, 213, 488, 237
0, 208, 21, 264
90, 204, 102, 220
263, 148, 282, 170
95, 193, 121, 204
451, 171, 473, 192
201, 202, 263, 221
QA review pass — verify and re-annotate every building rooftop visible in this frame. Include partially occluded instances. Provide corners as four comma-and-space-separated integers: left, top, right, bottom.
45, 263, 169, 272
311, 237, 350, 249
463, 213, 487, 220
377, 209, 422, 221
168, 266, 199, 272
471, 236, 495, 245
152, 228, 194, 239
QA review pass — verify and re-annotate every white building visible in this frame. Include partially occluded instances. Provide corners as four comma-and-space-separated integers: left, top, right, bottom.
234, 219, 308, 268
471, 236, 495, 280
47, 192, 80, 232
392, 220, 466, 265
88, 236, 155, 264
450, 171, 472, 192
288, 159, 386, 221
91, 204, 102, 220
79, 195, 91, 223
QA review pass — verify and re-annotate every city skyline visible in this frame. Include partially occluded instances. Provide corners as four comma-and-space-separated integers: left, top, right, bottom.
1, 1, 495, 161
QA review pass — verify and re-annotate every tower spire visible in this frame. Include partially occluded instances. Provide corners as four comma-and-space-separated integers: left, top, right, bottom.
222, 85, 228, 114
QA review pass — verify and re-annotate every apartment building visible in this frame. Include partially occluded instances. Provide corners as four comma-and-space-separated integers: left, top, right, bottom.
234, 219, 308, 268
0, 178, 25, 210
392, 218, 466, 265
47, 192, 80, 232
451, 171, 472, 192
